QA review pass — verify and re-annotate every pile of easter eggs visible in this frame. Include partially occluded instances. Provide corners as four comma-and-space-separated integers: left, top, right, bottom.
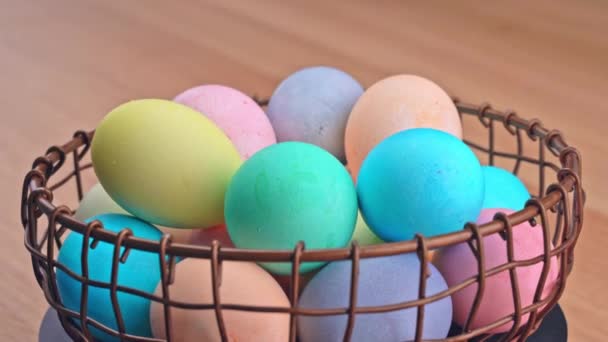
55, 66, 559, 342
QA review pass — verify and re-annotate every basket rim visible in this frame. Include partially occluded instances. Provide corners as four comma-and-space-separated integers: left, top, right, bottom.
22, 99, 584, 262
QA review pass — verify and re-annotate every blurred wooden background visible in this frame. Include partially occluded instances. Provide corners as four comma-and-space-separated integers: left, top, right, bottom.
1, 0, 606, 340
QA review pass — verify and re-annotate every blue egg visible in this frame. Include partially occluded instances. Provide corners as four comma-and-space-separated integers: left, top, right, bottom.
298, 254, 452, 341
357, 128, 484, 241
266, 66, 364, 162
482, 166, 530, 210
56, 214, 163, 341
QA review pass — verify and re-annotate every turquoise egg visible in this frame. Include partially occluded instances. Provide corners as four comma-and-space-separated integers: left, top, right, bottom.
225, 142, 358, 274
481, 166, 530, 210
357, 128, 484, 241
56, 214, 163, 341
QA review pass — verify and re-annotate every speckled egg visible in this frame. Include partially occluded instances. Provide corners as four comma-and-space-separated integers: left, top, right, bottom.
345, 75, 462, 179
433, 208, 559, 333
298, 254, 452, 341
357, 128, 483, 241
266, 66, 364, 162
150, 258, 290, 342
482, 166, 530, 210
225, 142, 358, 274
174, 84, 276, 159
91, 99, 242, 228
57, 214, 163, 341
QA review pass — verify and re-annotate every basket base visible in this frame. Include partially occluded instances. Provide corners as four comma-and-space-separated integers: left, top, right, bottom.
448, 304, 567, 341
39, 307, 70, 342
38, 304, 567, 341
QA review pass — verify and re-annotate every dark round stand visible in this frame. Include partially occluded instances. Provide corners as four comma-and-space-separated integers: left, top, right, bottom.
38, 304, 567, 341
448, 304, 568, 341
38, 307, 71, 342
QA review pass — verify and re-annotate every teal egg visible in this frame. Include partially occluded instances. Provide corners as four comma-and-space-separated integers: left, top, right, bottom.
56, 214, 163, 341
357, 128, 484, 241
225, 142, 358, 274
482, 166, 530, 210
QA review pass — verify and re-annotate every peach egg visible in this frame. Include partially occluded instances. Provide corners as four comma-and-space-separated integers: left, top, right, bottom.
345, 75, 461, 180
150, 258, 290, 342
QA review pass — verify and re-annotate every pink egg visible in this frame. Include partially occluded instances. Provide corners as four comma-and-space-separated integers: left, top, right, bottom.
175, 85, 276, 159
434, 208, 559, 333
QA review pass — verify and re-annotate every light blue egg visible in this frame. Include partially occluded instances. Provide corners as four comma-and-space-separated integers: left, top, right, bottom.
482, 166, 530, 210
357, 128, 484, 241
56, 214, 163, 341
298, 254, 452, 342
266, 66, 364, 162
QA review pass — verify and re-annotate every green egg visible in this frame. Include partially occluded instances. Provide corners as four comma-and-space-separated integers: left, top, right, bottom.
92, 99, 242, 229
74, 183, 129, 222
225, 142, 358, 274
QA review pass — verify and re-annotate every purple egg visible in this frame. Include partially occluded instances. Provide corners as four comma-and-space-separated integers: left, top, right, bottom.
298, 254, 452, 341
266, 66, 363, 162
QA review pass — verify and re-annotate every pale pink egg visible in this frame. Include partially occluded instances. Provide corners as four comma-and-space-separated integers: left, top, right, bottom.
345, 75, 462, 180
175, 85, 276, 159
434, 208, 559, 333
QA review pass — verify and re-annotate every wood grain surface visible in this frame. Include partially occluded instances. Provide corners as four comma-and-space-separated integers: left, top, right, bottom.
1, 1, 606, 341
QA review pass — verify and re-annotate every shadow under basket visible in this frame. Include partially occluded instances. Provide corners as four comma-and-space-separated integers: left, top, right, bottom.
21, 98, 585, 342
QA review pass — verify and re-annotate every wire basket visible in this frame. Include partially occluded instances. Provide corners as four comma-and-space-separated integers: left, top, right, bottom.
21, 98, 585, 342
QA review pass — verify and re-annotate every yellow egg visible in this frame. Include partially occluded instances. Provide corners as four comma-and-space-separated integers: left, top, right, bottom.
350, 211, 383, 246
150, 258, 290, 342
345, 75, 462, 180
91, 99, 242, 228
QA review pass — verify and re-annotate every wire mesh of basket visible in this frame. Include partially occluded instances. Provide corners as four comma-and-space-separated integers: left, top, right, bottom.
21, 98, 584, 342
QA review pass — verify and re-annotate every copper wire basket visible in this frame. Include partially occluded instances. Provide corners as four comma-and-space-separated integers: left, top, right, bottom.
21, 98, 585, 342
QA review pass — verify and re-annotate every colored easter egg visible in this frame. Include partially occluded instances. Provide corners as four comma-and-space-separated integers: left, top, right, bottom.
174, 84, 276, 159
345, 75, 462, 179
357, 128, 483, 241
434, 208, 559, 333
76, 183, 201, 244
482, 166, 530, 210
150, 258, 290, 342
91, 99, 241, 228
189, 224, 234, 247
272, 271, 318, 297
298, 254, 452, 341
74, 183, 129, 221
155, 226, 198, 244
350, 211, 383, 246
39, 308, 71, 342
56, 214, 163, 341
225, 142, 358, 274
266, 66, 364, 162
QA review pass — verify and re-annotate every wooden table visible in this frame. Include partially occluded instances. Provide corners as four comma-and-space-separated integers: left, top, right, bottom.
1, 1, 606, 340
